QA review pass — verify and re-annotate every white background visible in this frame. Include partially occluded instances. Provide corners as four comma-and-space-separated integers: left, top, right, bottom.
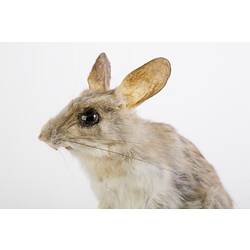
1, 1, 250, 249
0, 43, 249, 208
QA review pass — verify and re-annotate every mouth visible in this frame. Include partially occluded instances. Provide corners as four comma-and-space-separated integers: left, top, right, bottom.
47, 143, 73, 151
40, 137, 73, 151
55, 141, 73, 151
55, 139, 73, 151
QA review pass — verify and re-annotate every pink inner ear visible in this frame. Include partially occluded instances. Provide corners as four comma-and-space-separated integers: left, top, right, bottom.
115, 57, 171, 108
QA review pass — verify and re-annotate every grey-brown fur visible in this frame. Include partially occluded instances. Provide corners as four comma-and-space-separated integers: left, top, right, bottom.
39, 53, 233, 208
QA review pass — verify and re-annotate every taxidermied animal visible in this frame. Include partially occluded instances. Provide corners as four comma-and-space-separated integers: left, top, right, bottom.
39, 53, 233, 208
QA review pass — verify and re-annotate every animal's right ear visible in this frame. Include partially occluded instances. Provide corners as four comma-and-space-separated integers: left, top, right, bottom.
87, 53, 111, 92
115, 57, 171, 109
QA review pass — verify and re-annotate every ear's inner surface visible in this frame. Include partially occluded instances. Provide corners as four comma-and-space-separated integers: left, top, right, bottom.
115, 57, 171, 109
87, 53, 111, 92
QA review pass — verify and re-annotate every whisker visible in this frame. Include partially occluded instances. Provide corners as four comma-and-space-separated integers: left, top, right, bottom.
63, 139, 161, 168
58, 149, 70, 169
66, 135, 161, 147
67, 136, 136, 145
65, 139, 132, 159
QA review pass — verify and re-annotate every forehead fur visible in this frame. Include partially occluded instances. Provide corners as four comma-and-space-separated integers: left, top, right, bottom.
72, 89, 120, 113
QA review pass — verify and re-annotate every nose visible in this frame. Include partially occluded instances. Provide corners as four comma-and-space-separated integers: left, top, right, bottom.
38, 129, 51, 143
38, 119, 55, 143
39, 127, 59, 150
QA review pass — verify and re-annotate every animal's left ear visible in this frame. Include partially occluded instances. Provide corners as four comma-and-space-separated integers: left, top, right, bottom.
87, 53, 111, 91
115, 57, 171, 108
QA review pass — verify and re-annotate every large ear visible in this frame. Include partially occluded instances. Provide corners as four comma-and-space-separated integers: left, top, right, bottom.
115, 57, 171, 108
87, 53, 111, 91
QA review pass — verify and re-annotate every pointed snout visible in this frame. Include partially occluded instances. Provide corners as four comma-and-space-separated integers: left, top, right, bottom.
39, 120, 54, 143
38, 121, 59, 150
38, 129, 50, 142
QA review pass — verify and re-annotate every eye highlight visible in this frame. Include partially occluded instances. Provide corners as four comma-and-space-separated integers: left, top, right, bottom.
77, 108, 100, 127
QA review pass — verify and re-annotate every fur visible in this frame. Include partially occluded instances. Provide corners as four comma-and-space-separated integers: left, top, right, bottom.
39, 54, 233, 208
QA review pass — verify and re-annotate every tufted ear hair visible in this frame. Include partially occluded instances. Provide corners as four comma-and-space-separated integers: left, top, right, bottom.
87, 53, 111, 91
115, 57, 171, 108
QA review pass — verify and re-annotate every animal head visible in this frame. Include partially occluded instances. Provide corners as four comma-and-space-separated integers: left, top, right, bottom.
39, 53, 171, 157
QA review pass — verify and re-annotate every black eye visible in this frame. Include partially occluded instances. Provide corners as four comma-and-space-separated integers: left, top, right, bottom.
77, 108, 100, 127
